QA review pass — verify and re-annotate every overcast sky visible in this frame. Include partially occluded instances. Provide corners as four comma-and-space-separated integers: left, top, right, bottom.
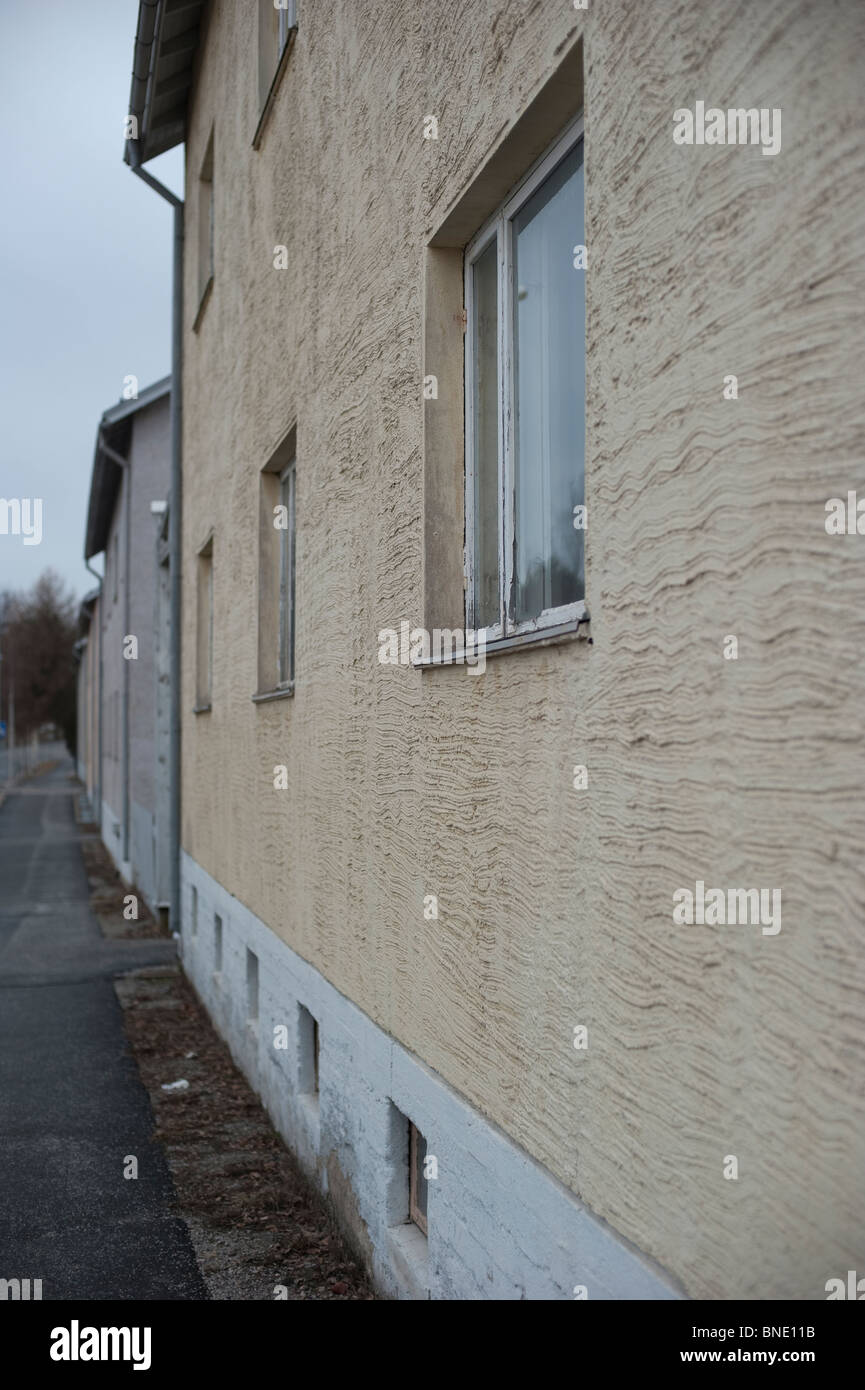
0, 0, 183, 604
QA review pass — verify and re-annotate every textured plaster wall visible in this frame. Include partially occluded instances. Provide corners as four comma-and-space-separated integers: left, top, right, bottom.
180, 0, 865, 1298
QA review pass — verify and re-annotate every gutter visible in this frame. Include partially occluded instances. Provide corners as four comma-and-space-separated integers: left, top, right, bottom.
127, 137, 184, 938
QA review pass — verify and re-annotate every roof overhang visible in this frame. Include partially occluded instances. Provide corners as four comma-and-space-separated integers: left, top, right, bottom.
84, 377, 171, 560
125, 0, 207, 166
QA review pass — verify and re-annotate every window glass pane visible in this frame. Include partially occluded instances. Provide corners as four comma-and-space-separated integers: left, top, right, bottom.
512, 142, 585, 622
413, 1125, 428, 1226
471, 236, 500, 629
278, 467, 295, 684
207, 558, 213, 695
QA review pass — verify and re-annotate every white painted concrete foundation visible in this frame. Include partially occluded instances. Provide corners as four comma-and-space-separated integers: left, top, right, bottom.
181, 851, 682, 1301
100, 799, 131, 888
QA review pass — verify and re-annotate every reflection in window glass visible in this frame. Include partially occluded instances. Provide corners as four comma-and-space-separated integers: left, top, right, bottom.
512, 143, 585, 622
472, 237, 501, 630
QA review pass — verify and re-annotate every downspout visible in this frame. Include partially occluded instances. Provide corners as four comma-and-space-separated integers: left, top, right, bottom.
85, 558, 104, 820
128, 141, 183, 937
98, 435, 132, 866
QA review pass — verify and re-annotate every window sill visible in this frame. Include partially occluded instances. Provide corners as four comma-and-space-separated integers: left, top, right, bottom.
192, 275, 214, 334
413, 615, 591, 669
193, 702, 212, 715
387, 1222, 430, 1299
252, 685, 294, 705
297, 1092, 321, 1154
252, 30, 297, 150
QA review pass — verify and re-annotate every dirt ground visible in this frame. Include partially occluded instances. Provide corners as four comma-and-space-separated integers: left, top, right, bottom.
79, 828, 168, 939
116, 966, 375, 1301
79, 827, 374, 1301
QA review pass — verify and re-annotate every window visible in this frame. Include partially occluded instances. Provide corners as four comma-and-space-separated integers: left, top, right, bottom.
298, 1004, 319, 1097
246, 948, 259, 1023
214, 913, 223, 973
256, 429, 296, 697
277, 463, 296, 686
196, 537, 213, 709
197, 131, 214, 310
258, 0, 297, 112
409, 1122, 429, 1236
465, 118, 585, 640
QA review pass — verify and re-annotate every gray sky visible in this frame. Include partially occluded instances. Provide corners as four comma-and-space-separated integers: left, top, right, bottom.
0, 0, 182, 604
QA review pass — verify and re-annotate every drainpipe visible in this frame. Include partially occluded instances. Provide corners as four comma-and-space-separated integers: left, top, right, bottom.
85, 558, 104, 820
98, 435, 132, 866
128, 141, 183, 937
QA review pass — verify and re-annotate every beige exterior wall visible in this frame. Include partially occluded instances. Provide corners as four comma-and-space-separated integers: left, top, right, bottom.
180, 0, 865, 1297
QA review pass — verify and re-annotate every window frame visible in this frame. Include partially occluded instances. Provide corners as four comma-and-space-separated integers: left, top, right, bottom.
277, 459, 296, 689
194, 131, 215, 329
408, 1121, 428, 1237
464, 114, 586, 644
254, 0, 298, 143
195, 536, 214, 712
277, 0, 296, 52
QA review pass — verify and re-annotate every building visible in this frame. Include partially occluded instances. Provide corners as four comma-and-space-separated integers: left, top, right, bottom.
75, 587, 100, 798
83, 378, 172, 920
123, 0, 865, 1299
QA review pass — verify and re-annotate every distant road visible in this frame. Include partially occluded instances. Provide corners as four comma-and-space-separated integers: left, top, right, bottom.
0, 739, 68, 787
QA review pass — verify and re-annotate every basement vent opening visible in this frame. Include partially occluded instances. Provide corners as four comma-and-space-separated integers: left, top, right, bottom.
409, 1121, 429, 1237
246, 948, 259, 1023
298, 1003, 319, 1098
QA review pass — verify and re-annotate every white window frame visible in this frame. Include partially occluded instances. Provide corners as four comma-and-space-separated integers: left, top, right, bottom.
277, 460, 295, 688
464, 115, 586, 643
278, 0, 297, 52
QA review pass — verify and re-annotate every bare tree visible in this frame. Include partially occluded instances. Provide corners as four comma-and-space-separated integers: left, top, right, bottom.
0, 570, 79, 754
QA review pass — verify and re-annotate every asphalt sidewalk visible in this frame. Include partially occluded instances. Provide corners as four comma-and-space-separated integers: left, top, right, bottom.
0, 756, 207, 1299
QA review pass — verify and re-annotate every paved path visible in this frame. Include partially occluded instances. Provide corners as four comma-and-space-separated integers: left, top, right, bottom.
0, 757, 207, 1299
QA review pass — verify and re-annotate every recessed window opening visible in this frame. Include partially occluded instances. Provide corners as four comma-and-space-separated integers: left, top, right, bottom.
409, 1121, 429, 1237
298, 1003, 319, 1097
246, 948, 259, 1022
465, 117, 586, 642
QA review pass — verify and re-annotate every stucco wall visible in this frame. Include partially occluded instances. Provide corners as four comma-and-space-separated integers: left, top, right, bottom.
180, 0, 865, 1298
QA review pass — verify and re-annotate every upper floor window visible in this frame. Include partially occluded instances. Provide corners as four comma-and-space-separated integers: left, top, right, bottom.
277, 460, 296, 687
256, 428, 296, 699
195, 130, 215, 324
465, 118, 585, 641
258, 0, 297, 113
195, 536, 213, 711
